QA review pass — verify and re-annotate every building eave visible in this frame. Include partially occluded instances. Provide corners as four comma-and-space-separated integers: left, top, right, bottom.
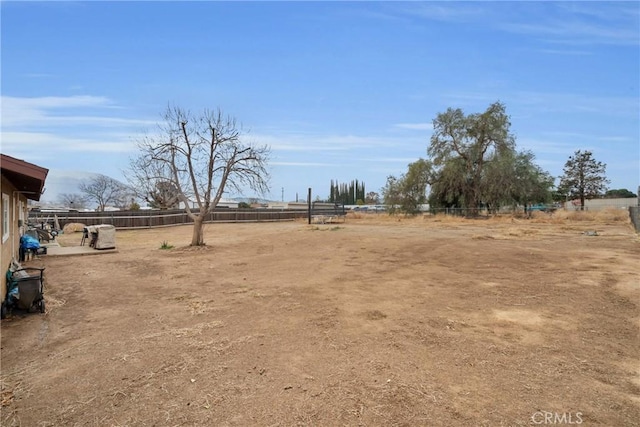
1, 154, 49, 201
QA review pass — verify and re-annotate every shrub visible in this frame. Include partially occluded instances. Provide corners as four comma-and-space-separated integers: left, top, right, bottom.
160, 241, 174, 250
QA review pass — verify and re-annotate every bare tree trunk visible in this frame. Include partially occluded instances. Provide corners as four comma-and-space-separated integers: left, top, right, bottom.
468, 188, 479, 217
191, 215, 205, 246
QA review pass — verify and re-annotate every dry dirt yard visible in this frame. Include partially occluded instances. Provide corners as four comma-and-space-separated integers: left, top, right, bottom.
1, 212, 639, 426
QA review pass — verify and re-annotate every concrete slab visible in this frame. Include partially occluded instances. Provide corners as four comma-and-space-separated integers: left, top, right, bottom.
41, 242, 118, 257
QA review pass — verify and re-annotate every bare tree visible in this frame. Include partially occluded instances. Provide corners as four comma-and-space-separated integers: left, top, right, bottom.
129, 106, 270, 246
58, 193, 88, 209
112, 186, 138, 210
125, 156, 181, 209
79, 174, 128, 211
150, 181, 181, 209
365, 191, 380, 205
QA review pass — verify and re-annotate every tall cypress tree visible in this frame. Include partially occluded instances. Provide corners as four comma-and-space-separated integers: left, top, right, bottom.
331, 180, 341, 203
326, 179, 367, 204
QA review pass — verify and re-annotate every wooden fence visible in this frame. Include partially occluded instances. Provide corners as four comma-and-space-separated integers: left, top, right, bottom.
28, 206, 346, 230
29, 209, 308, 230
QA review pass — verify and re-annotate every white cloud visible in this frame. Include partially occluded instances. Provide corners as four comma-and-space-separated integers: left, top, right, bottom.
362, 157, 419, 164
517, 138, 604, 180
542, 131, 633, 143
500, 14, 640, 46
1, 95, 154, 128
1, 131, 135, 154
518, 138, 594, 155
24, 73, 55, 78
500, 2, 640, 46
271, 161, 335, 167
0, 95, 154, 158
444, 90, 639, 117
537, 49, 592, 56
524, 92, 639, 115
394, 123, 433, 131
398, 2, 639, 46
597, 136, 633, 143
402, 3, 487, 23
3, 94, 111, 110
253, 131, 417, 153
252, 134, 348, 152
556, 2, 639, 22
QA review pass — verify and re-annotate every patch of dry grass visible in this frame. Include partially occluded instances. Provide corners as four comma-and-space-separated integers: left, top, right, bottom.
594, 208, 631, 223
530, 208, 630, 224
341, 209, 631, 235
62, 223, 86, 233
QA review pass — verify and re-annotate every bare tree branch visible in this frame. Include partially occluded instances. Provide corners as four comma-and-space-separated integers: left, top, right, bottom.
78, 175, 129, 211
126, 105, 270, 245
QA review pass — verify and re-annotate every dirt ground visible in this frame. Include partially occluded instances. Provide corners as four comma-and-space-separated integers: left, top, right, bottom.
1, 212, 639, 426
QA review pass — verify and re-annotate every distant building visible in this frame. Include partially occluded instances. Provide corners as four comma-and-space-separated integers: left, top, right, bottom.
566, 198, 638, 211
179, 198, 239, 209
267, 202, 307, 209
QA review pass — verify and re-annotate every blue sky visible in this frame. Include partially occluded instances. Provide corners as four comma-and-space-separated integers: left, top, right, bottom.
1, 1, 638, 202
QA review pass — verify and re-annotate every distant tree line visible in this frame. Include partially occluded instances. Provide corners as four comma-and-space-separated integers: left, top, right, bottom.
73, 174, 137, 211
604, 189, 636, 198
381, 101, 618, 215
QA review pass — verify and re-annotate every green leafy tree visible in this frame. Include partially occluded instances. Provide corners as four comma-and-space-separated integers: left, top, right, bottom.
382, 175, 402, 213
428, 157, 466, 209
429, 101, 515, 215
558, 150, 609, 210
551, 188, 569, 203
604, 188, 636, 198
402, 159, 432, 214
483, 150, 553, 213
511, 151, 554, 209
382, 159, 433, 215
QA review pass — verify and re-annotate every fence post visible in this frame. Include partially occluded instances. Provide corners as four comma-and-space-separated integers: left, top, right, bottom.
630, 206, 640, 233
307, 188, 312, 224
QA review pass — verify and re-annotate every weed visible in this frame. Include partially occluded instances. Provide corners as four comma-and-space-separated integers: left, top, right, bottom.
160, 241, 174, 250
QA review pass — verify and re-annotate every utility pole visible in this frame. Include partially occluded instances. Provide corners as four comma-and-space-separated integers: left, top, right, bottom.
281, 187, 284, 202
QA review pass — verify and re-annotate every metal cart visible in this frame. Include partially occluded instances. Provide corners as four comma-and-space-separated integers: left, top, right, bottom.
2, 267, 45, 318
